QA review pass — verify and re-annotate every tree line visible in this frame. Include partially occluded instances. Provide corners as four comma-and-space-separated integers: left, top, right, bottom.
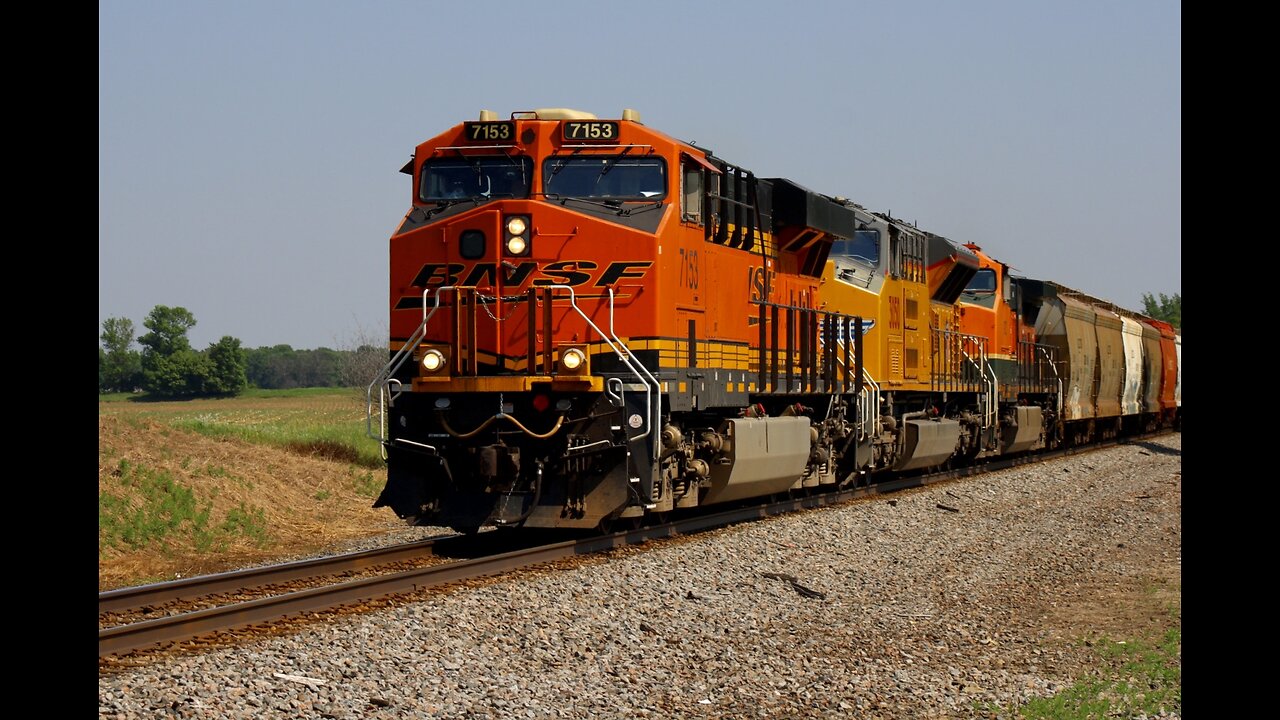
100, 305, 384, 397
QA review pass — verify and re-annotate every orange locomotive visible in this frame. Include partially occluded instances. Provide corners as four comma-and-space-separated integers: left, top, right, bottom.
367, 108, 1179, 532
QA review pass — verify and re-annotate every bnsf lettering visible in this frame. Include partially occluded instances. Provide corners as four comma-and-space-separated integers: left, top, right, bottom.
748, 265, 775, 303
411, 262, 538, 288
532, 260, 598, 287
411, 263, 464, 287
502, 262, 538, 286
596, 261, 653, 287
462, 263, 498, 287
408, 260, 651, 290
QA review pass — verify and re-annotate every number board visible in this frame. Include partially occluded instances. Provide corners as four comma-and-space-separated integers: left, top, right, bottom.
562, 121, 618, 142
464, 121, 514, 142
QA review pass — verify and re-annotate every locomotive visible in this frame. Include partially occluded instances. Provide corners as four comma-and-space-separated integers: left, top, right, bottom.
367, 108, 1181, 533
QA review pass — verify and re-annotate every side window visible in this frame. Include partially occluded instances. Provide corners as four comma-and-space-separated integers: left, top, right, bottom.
849, 229, 879, 264
682, 164, 702, 223
830, 230, 880, 266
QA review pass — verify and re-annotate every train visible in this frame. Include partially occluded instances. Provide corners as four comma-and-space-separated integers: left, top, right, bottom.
366, 108, 1181, 533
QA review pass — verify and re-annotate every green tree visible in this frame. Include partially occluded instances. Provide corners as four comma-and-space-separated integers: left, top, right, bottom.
139, 306, 204, 397
100, 316, 142, 392
1141, 292, 1181, 330
204, 336, 248, 395
139, 305, 196, 357
144, 350, 213, 397
133, 306, 248, 397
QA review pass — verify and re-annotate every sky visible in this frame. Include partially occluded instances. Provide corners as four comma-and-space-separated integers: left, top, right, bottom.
99, 0, 1181, 350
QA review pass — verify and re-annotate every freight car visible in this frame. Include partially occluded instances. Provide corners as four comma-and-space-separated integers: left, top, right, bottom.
366, 108, 1180, 533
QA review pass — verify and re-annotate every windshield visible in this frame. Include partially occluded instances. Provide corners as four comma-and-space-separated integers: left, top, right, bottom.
964, 268, 996, 293
831, 229, 880, 266
420, 156, 532, 201
542, 156, 666, 201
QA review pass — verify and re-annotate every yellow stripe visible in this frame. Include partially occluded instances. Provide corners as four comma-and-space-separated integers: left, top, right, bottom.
412, 375, 604, 393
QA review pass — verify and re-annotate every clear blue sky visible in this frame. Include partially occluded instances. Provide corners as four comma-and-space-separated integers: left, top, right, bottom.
99, 0, 1181, 349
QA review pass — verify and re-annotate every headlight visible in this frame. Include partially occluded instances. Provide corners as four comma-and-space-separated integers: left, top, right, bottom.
556, 344, 589, 377
504, 214, 531, 256
561, 348, 584, 370
421, 349, 446, 373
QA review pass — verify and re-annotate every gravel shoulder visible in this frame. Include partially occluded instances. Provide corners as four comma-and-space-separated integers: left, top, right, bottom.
99, 434, 1181, 719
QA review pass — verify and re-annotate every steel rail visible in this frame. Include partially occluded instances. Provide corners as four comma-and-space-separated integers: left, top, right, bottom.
99, 536, 447, 614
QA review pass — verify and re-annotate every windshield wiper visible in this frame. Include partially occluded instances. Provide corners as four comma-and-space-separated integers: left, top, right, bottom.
544, 192, 605, 206
544, 193, 662, 217
543, 193, 628, 213
496, 148, 528, 186
599, 147, 632, 177
618, 200, 664, 217
545, 192, 655, 213
545, 148, 582, 183
546, 161, 570, 182
451, 148, 485, 177
423, 197, 486, 219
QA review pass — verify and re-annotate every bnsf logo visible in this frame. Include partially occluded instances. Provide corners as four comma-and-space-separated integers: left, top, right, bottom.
410, 260, 652, 289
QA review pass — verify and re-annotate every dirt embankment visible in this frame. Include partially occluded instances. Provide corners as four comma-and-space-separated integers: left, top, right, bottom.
98, 415, 404, 590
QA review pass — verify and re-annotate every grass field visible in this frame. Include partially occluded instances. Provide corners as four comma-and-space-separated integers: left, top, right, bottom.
99, 388, 383, 467
98, 388, 404, 589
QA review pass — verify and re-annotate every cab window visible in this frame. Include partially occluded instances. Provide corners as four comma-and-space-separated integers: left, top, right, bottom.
831, 229, 880, 266
420, 156, 532, 201
965, 269, 997, 294
682, 164, 702, 222
543, 156, 666, 201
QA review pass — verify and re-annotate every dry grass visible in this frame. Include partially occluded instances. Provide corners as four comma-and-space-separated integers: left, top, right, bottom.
98, 403, 405, 590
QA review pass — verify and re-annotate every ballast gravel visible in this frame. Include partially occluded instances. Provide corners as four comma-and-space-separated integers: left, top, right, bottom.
100, 434, 1181, 718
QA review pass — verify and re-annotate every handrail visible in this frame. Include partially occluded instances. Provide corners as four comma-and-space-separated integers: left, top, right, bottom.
829, 330, 875, 441
959, 338, 996, 439
545, 283, 650, 440
536, 285, 654, 445
859, 368, 880, 442
608, 288, 662, 454
366, 285, 657, 450
365, 325, 424, 443
1039, 345, 1064, 414
364, 286, 460, 448
983, 346, 999, 437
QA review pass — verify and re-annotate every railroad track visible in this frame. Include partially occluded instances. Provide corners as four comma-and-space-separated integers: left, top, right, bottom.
98, 433, 1169, 659
101, 535, 449, 615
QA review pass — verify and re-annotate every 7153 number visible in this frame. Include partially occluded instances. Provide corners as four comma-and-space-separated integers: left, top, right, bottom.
678, 248, 699, 290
